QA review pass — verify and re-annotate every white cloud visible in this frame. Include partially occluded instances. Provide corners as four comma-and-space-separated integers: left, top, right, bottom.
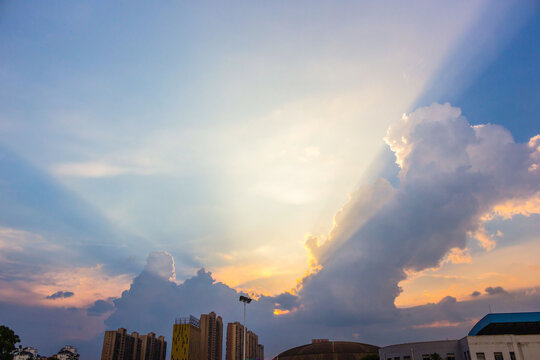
297, 102, 540, 324
144, 251, 176, 282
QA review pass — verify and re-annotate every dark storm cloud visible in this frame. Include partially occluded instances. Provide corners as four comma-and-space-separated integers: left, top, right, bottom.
46, 291, 74, 300
485, 286, 508, 295
471, 291, 481, 297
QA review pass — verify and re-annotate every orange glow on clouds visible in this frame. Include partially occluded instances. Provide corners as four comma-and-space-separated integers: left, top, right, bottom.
212, 262, 301, 296
396, 236, 540, 307
0, 263, 132, 307
273, 309, 290, 316
413, 319, 477, 329
0, 227, 133, 307
445, 247, 472, 264
490, 194, 540, 219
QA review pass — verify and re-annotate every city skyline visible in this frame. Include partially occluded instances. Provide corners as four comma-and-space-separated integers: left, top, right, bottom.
1, 1, 540, 360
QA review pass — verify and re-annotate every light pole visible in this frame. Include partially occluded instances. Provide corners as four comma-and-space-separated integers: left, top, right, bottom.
239, 295, 252, 360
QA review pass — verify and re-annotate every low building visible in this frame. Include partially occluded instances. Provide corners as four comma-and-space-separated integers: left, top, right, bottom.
379, 312, 540, 360
272, 340, 379, 360
13, 347, 38, 360
55, 346, 79, 360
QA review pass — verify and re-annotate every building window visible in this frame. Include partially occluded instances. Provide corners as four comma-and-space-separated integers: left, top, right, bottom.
509, 352, 516, 360
476, 353, 485, 360
447, 354, 455, 360
404, 356, 411, 360
422, 355, 430, 360
494, 353, 503, 360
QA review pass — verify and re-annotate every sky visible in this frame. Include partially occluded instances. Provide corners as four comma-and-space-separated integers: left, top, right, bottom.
0, 1, 539, 359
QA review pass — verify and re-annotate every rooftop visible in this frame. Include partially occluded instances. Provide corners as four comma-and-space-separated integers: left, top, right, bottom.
468, 312, 540, 336
273, 341, 379, 360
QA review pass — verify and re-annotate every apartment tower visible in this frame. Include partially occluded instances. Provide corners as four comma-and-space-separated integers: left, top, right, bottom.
226, 323, 263, 360
247, 331, 258, 360
141, 333, 167, 360
101, 328, 166, 360
226, 322, 244, 360
171, 316, 202, 360
200, 312, 223, 360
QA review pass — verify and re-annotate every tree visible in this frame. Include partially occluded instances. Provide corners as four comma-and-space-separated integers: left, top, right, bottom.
430, 353, 442, 360
0, 326, 20, 360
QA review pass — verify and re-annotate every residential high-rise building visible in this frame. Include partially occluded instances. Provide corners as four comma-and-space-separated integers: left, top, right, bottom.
101, 328, 166, 360
141, 333, 167, 360
226, 323, 263, 360
131, 333, 143, 360
225, 322, 243, 360
256, 345, 263, 360
246, 331, 257, 360
171, 316, 202, 360
200, 312, 223, 360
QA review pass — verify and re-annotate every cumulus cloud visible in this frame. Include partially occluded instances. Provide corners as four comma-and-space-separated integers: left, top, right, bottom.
268, 292, 300, 312
4, 103, 539, 359
144, 251, 176, 281
87, 299, 115, 317
485, 286, 508, 295
98, 103, 539, 355
445, 247, 472, 264
297, 102, 540, 324
101, 261, 540, 359
46, 291, 74, 300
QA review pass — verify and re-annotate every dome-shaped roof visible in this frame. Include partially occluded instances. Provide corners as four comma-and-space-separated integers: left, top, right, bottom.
273, 341, 379, 360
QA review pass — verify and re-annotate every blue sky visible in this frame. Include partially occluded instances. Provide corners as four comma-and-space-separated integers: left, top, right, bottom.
0, 1, 540, 358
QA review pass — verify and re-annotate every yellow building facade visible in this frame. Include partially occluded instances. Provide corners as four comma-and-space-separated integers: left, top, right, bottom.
171, 316, 201, 360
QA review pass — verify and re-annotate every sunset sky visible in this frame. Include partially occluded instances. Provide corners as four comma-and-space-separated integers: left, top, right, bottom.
1, 1, 539, 359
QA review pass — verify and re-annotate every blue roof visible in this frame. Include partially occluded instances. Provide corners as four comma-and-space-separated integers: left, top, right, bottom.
469, 312, 540, 336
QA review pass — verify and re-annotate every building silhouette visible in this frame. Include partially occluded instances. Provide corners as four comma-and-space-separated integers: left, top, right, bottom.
171, 315, 202, 360
101, 328, 166, 360
272, 340, 378, 360
226, 322, 263, 360
246, 331, 258, 360
171, 312, 225, 360
200, 312, 223, 360
226, 322, 243, 360
141, 333, 167, 360
379, 312, 540, 360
